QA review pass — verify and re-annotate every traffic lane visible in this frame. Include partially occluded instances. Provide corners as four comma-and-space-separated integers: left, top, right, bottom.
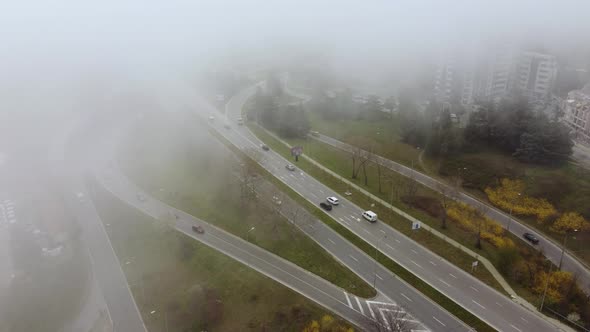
223, 127, 554, 332
67, 183, 146, 332
316, 134, 590, 291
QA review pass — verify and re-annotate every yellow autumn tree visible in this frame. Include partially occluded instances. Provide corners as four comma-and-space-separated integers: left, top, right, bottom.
485, 178, 556, 221
302, 320, 321, 332
302, 315, 354, 332
446, 202, 514, 249
551, 212, 590, 234
532, 270, 575, 304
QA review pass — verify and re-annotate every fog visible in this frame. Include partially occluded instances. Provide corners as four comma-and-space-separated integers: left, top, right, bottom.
2, 1, 590, 331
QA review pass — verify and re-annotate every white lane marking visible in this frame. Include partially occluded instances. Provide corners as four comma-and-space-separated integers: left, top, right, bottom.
319, 190, 325, 194
409, 260, 422, 268
449, 273, 457, 279
510, 324, 522, 332
472, 300, 486, 309
363, 229, 371, 235
339, 218, 344, 222
344, 292, 352, 307
379, 229, 386, 235
411, 249, 418, 254
328, 238, 336, 244
342, 220, 350, 226
429, 260, 437, 266
385, 243, 395, 251
349, 255, 359, 262
375, 273, 383, 280
400, 293, 412, 302
367, 301, 376, 319
520, 317, 528, 323
470, 286, 479, 293
438, 278, 451, 287
394, 239, 401, 243
432, 316, 446, 327
495, 302, 503, 307
355, 296, 364, 315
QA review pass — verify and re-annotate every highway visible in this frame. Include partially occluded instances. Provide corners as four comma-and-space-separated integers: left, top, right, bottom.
312, 132, 590, 293
207, 85, 560, 332
90, 111, 465, 332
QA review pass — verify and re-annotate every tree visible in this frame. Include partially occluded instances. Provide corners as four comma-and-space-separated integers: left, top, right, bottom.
533, 270, 575, 305
277, 104, 311, 138
371, 307, 415, 332
437, 182, 458, 229
513, 117, 573, 165
551, 212, 590, 234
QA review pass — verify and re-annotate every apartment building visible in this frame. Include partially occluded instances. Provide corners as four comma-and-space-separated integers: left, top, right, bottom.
515, 51, 558, 101
562, 84, 590, 143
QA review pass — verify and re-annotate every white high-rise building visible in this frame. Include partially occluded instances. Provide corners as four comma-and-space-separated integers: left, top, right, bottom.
562, 84, 590, 144
515, 51, 557, 101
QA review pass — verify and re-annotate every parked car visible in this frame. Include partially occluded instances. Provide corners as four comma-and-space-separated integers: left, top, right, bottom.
319, 202, 332, 211
285, 164, 296, 171
261, 144, 270, 151
523, 232, 539, 244
362, 210, 378, 223
326, 196, 339, 205
192, 225, 205, 234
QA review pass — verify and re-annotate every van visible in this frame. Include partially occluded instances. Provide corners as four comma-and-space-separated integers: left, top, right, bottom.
362, 210, 378, 223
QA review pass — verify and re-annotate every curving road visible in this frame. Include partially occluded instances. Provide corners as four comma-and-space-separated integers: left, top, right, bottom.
208, 85, 561, 332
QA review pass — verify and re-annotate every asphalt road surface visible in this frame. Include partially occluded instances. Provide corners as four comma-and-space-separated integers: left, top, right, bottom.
313, 132, 590, 293
205, 85, 560, 332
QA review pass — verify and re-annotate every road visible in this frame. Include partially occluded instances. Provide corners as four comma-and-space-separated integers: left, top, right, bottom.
209, 85, 561, 332
312, 132, 590, 292
91, 110, 464, 332
55, 114, 147, 332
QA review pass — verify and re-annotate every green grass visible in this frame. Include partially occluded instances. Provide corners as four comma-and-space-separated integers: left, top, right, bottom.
248, 123, 506, 293
307, 112, 424, 170
117, 112, 375, 298
213, 127, 496, 332
90, 181, 352, 332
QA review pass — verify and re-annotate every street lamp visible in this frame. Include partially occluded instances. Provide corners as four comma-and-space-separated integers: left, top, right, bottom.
506, 193, 521, 233
558, 229, 578, 270
246, 226, 255, 242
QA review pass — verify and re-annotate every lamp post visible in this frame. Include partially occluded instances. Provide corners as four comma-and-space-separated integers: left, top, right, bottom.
558, 229, 578, 270
507, 193, 521, 233
246, 226, 255, 242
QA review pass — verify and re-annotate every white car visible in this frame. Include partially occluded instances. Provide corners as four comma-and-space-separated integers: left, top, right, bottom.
137, 193, 146, 202
326, 196, 339, 205
285, 164, 296, 171
362, 210, 378, 223
76, 192, 85, 203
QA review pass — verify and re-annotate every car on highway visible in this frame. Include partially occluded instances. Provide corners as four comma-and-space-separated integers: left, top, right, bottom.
237, 117, 244, 125
192, 225, 205, 234
137, 193, 146, 202
224, 124, 231, 129
285, 164, 296, 171
76, 192, 85, 203
523, 232, 539, 244
261, 144, 270, 151
208, 115, 215, 121
319, 202, 332, 211
326, 196, 339, 205
362, 210, 378, 223
311, 131, 320, 137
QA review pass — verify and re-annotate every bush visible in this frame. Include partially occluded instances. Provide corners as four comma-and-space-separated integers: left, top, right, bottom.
401, 195, 443, 218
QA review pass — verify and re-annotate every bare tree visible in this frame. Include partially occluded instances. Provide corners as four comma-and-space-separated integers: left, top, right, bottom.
349, 136, 372, 182
237, 148, 263, 205
371, 307, 416, 332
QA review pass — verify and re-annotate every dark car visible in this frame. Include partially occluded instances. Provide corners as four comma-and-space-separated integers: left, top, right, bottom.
261, 144, 270, 151
192, 225, 205, 234
523, 232, 539, 244
319, 202, 332, 211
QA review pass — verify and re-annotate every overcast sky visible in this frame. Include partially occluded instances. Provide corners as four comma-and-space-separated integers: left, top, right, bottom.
1, 0, 589, 102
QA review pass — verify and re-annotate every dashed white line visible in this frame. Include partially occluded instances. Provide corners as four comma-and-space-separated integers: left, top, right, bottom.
432, 316, 446, 327
495, 302, 503, 307
470, 286, 479, 293
400, 293, 412, 302
409, 260, 422, 268
328, 238, 336, 244
429, 261, 437, 266
438, 278, 451, 287
379, 229, 386, 235
510, 324, 522, 332
411, 249, 418, 254
375, 273, 383, 280
520, 317, 528, 323
349, 255, 359, 262
449, 273, 457, 279
472, 300, 486, 309
394, 239, 401, 243
385, 244, 395, 251
363, 229, 371, 235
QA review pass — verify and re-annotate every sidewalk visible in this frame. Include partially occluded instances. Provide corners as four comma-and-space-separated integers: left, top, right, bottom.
255, 123, 574, 332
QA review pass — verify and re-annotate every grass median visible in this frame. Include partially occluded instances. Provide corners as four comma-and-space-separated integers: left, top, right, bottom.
117, 111, 375, 298
211, 126, 496, 332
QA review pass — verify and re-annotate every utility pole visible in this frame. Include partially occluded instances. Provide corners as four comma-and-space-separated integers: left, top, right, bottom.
559, 229, 578, 270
